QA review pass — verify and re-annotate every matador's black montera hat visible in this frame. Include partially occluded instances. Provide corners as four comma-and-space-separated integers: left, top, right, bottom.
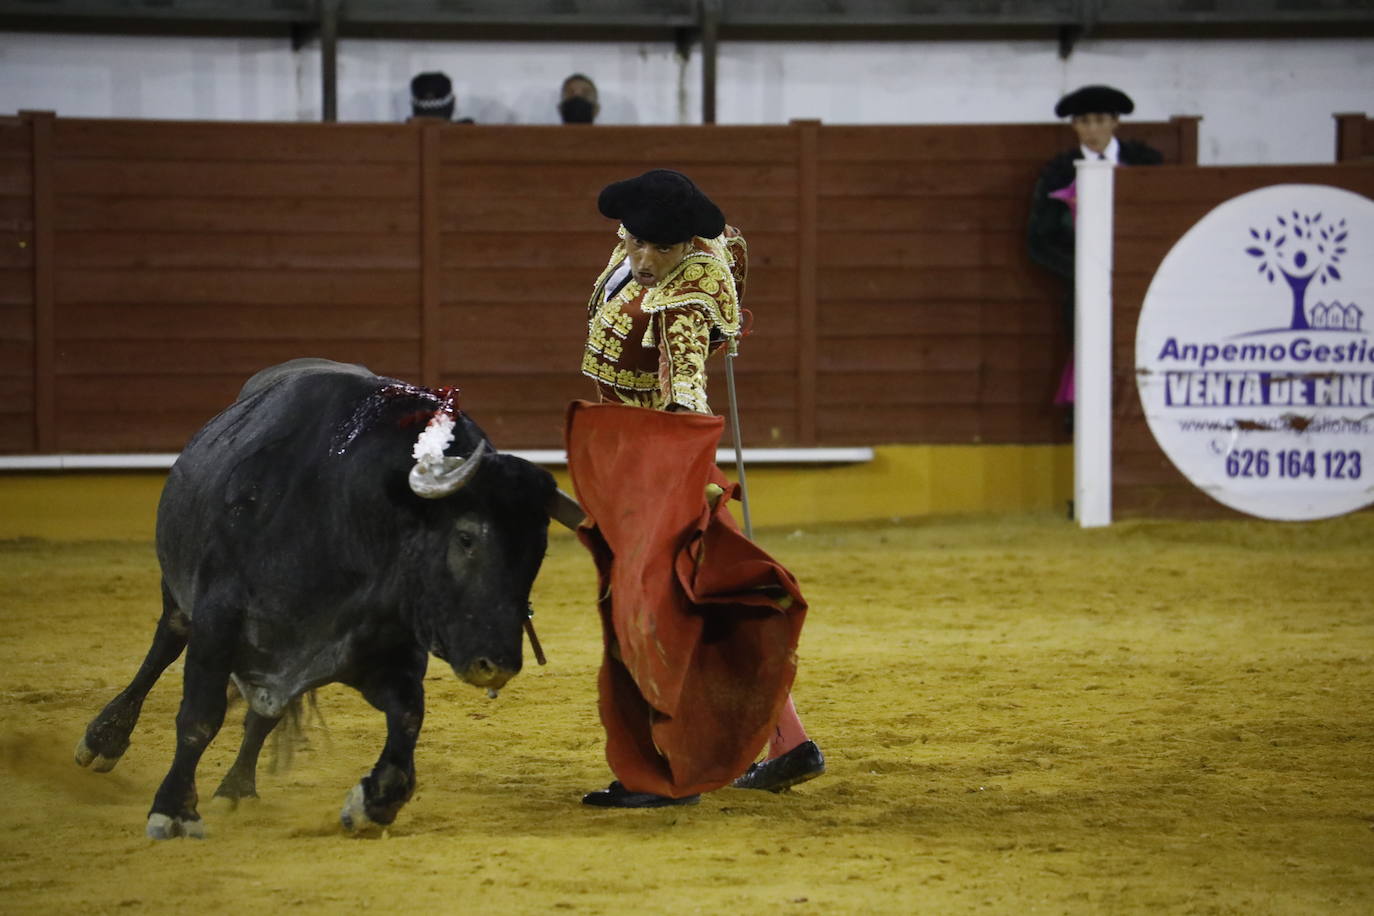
597, 169, 726, 245
1055, 85, 1135, 118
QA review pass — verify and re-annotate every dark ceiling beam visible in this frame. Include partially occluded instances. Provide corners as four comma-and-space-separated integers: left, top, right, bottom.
0, 0, 312, 22
4, 0, 1371, 30
1094, 0, 1374, 25
718, 0, 1374, 27
722, 1, 1076, 28
0, 1, 1369, 51
342, 1, 697, 28
0, 0, 697, 28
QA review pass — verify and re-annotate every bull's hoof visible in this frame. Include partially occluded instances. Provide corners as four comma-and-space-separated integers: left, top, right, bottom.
212, 773, 258, 803
339, 783, 380, 834
146, 813, 206, 840
74, 737, 121, 773
74, 738, 95, 766
91, 755, 120, 773
207, 793, 257, 815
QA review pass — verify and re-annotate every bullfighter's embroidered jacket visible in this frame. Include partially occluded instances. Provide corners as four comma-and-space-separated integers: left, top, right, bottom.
582, 225, 746, 414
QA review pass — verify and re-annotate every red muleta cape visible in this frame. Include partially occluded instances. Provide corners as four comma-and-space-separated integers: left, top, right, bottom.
565, 400, 808, 798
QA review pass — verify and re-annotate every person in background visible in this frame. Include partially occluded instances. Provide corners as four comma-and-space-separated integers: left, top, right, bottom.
559, 73, 600, 124
571, 169, 825, 808
410, 72, 455, 120
1027, 85, 1162, 412
410, 71, 475, 123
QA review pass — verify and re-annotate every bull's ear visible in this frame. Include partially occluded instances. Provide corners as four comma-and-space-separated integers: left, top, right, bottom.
410, 440, 490, 499
547, 488, 585, 530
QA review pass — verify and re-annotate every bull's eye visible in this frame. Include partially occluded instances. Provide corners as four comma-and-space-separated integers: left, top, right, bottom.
456, 531, 476, 552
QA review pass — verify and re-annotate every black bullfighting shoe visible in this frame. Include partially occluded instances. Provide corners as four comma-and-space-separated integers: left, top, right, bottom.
731, 740, 826, 792
581, 781, 700, 808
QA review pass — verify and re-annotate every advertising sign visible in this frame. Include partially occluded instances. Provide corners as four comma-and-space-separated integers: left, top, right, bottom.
1136, 185, 1374, 520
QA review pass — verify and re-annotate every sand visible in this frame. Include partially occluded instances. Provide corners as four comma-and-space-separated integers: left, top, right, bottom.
1, 512, 1370, 914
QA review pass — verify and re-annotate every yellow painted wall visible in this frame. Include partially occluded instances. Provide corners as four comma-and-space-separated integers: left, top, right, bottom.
0, 472, 168, 541
730, 444, 1073, 529
0, 445, 1072, 541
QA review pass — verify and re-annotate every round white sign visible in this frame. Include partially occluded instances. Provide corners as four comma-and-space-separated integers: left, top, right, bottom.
1136, 184, 1374, 521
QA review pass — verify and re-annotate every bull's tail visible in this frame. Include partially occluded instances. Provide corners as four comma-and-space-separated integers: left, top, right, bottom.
268, 690, 331, 773
224, 684, 332, 774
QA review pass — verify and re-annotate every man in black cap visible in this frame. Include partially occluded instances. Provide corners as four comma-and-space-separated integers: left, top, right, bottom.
571, 169, 826, 808
581, 168, 739, 413
1027, 85, 1162, 409
410, 72, 455, 121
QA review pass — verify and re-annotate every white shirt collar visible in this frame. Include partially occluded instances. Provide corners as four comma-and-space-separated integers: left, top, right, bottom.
1081, 136, 1120, 164
604, 259, 632, 301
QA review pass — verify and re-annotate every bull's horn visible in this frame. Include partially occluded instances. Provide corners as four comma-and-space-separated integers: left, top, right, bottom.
409, 440, 490, 499
547, 488, 586, 530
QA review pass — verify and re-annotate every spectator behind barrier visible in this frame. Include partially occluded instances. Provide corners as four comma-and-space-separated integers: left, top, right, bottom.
1027, 84, 1162, 414
410, 71, 476, 123
559, 73, 599, 124
410, 72, 455, 120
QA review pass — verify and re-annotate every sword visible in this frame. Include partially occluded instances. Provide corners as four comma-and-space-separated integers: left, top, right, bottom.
722, 334, 753, 540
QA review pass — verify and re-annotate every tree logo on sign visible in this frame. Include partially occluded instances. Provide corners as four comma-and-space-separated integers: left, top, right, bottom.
1245, 211, 1349, 331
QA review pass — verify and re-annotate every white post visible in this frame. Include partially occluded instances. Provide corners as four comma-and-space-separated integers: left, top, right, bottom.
1073, 159, 1115, 528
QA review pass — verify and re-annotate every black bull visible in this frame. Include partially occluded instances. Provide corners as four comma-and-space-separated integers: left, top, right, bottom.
75, 359, 580, 839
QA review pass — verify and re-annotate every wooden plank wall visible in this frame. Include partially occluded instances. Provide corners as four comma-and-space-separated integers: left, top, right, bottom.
1334, 112, 1374, 162
0, 113, 1197, 454
0, 115, 37, 452
434, 124, 803, 448
46, 118, 422, 451
426, 117, 1197, 449
813, 118, 1196, 446
1111, 164, 1374, 518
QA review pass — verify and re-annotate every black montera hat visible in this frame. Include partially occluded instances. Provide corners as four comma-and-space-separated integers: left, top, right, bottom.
597, 169, 726, 245
411, 71, 455, 119
1055, 85, 1135, 118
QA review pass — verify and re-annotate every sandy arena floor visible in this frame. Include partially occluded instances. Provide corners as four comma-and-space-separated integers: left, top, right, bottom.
1, 512, 1371, 914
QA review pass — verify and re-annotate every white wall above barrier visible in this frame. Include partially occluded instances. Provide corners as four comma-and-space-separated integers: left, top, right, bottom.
1, 32, 1369, 164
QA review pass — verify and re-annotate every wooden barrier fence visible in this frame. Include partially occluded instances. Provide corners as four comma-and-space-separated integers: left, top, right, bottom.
1111, 163, 1374, 518
1, 112, 1199, 454
1334, 112, 1374, 162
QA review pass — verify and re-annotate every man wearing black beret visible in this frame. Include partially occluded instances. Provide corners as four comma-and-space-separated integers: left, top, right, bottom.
1027, 85, 1162, 410
570, 169, 825, 808
581, 168, 744, 414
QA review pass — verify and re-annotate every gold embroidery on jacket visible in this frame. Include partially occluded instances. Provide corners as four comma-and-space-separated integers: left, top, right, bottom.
659, 309, 711, 413
581, 350, 657, 392
581, 224, 747, 411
